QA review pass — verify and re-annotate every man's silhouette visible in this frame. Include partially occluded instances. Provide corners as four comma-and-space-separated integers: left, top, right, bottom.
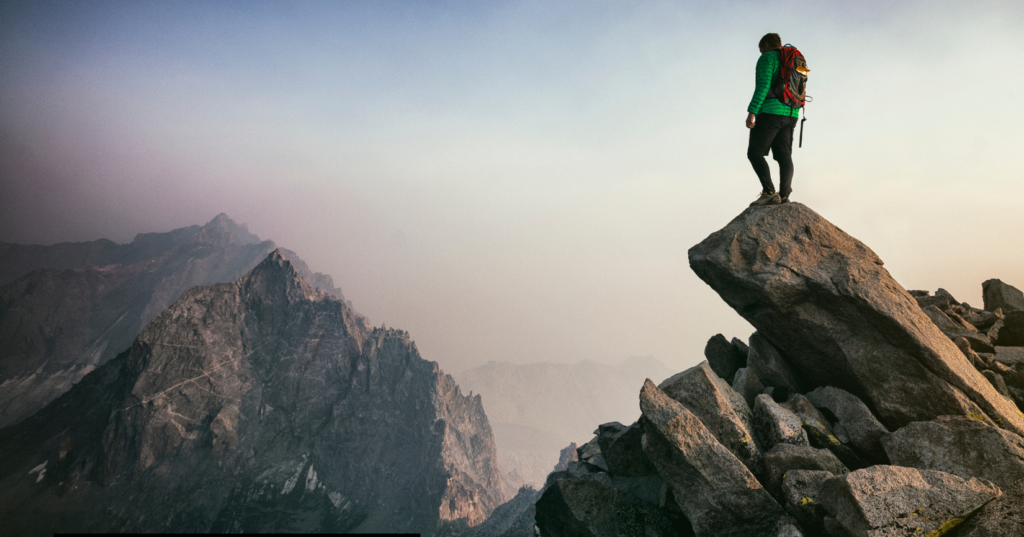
746, 32, 801, 206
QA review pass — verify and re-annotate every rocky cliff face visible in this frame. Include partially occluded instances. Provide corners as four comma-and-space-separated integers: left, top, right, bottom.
0, 214, 344, 428
533, 203, 1024, 536
0, 251, 505, 535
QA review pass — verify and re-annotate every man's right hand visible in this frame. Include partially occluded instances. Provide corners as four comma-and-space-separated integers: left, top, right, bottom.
746, 113, 756, 129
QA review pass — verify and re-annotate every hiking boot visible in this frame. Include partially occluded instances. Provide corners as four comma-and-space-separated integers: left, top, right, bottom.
780, 196, 790, 203
749, 191, 781, 206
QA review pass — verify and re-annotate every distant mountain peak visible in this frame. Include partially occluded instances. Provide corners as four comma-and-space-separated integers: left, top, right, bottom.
241, 249, 319, 303
195, 214, 262, 246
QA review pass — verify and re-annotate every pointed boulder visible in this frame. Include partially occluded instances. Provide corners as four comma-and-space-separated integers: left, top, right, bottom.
688, 203, 1024, 436
639, 379, 792, 536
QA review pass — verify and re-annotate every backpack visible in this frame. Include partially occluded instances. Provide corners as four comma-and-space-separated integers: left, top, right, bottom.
768, 45, 809, 108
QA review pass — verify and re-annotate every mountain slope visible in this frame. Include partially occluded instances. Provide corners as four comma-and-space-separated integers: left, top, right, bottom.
0, 214, 343, 428
0, 251, 504, 535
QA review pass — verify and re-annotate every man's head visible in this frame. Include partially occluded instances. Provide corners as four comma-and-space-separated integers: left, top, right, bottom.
758, 33, 782, 53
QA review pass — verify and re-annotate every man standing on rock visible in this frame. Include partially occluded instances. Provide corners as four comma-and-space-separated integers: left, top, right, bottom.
746, 32, 801, 206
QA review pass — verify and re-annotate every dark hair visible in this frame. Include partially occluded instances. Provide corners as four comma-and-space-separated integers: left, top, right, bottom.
759, 33, 782, 50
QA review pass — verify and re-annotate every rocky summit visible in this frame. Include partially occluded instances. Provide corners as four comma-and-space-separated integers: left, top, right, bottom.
0, 214, 343, 429
531, 203, 1024, 536
0, 251, 505, 536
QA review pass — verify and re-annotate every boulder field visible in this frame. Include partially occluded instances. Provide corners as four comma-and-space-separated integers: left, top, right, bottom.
533, 203, 1024, 537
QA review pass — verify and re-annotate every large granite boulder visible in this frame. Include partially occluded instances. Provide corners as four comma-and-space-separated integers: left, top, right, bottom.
804, 386, 889, 463
687, 203, 1024, 437
818, 466, 1000, 537
993, 311, 1024, 346
880, 415, 1024, 489
983, 279, 1024, 313
639, 380, 794, 537
953, 477, 1024, 536
659, 362, 763, 477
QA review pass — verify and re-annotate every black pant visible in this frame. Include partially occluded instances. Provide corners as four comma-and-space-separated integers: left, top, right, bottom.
747, 113, 798, 198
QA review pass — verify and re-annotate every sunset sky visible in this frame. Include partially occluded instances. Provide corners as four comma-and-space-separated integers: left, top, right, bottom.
2, 0, 1022, 374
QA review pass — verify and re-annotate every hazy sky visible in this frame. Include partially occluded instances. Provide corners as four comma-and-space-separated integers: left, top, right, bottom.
2, 0, 1022, 374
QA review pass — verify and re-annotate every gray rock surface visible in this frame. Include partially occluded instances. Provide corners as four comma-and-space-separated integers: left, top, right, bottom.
747, 332, 805, 392
0, 214, 346, 429
639, 379, 791, 537
659, 361, 763, 477
880, 415, 1024, 489
982, 279, 1024, 313
994, 311, 1024, 346
804, 386, 889, 462
596, 421, 658, 477
993, 346, 1024, 366
818, 466, 1000, 537
0, 252, 504, 536
754, 394, 809, 450
704, 333, 745, 384
733, 367, 766, 409
780, 470, 833, 536
763, 443, 847, 500
534, 462, 676, 537
952, 477, 1024, 536
687, 203, 1024, 436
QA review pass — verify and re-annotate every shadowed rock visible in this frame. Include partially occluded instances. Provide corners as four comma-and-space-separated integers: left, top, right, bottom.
804, 386, 889, 463
780, 470, 833, 536
747, 332, 806, 392
818, 465, 1000, 537
596, 421, 657, 477
732, 367, 766, 409
704, 334, 745, 384
983, 279, 1024, 313
639, 379, 792, 537
688, 203, 1024, 436
881, 415, 1024, 489
953, 477, 1024, 536
763, 443, 847, 500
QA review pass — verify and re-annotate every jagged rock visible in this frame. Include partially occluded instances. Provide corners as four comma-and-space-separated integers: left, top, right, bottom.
753, 394, 809, 450
576, 437, 609, 473
950, 331, 995, 354
780, 470, 833, 536
747, 332, 805, 392
0, 252, 503, 536
780, 394, 868, 470
639, 379, 793, 537
804, 386, 889, 463
818, 465, 1000, 537
923, 304, 965, 332
705, 334, 744, 384
553, 443, 579, 473
983, 279, 1024, 313
659, 361, 763, 477
452, 486, 542, 537
732, 337, 750, 360
687, 203, 1024, 436
994, 346, 1024, 366
534, 462, 675, 537
982, 370, 1010, 397
596, 422, 657, 477
915, 293, 952, 310
953, 477, 1024, 536
966, 310, 1002, 332
880, 415, 1024, 489
732, 367, 766, 410
955, 337, 983, 368
763, 443, 847, 500
993, 311, 1024, 346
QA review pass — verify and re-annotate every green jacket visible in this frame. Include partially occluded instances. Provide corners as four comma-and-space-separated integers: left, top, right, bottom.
747, 50, 800, 118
